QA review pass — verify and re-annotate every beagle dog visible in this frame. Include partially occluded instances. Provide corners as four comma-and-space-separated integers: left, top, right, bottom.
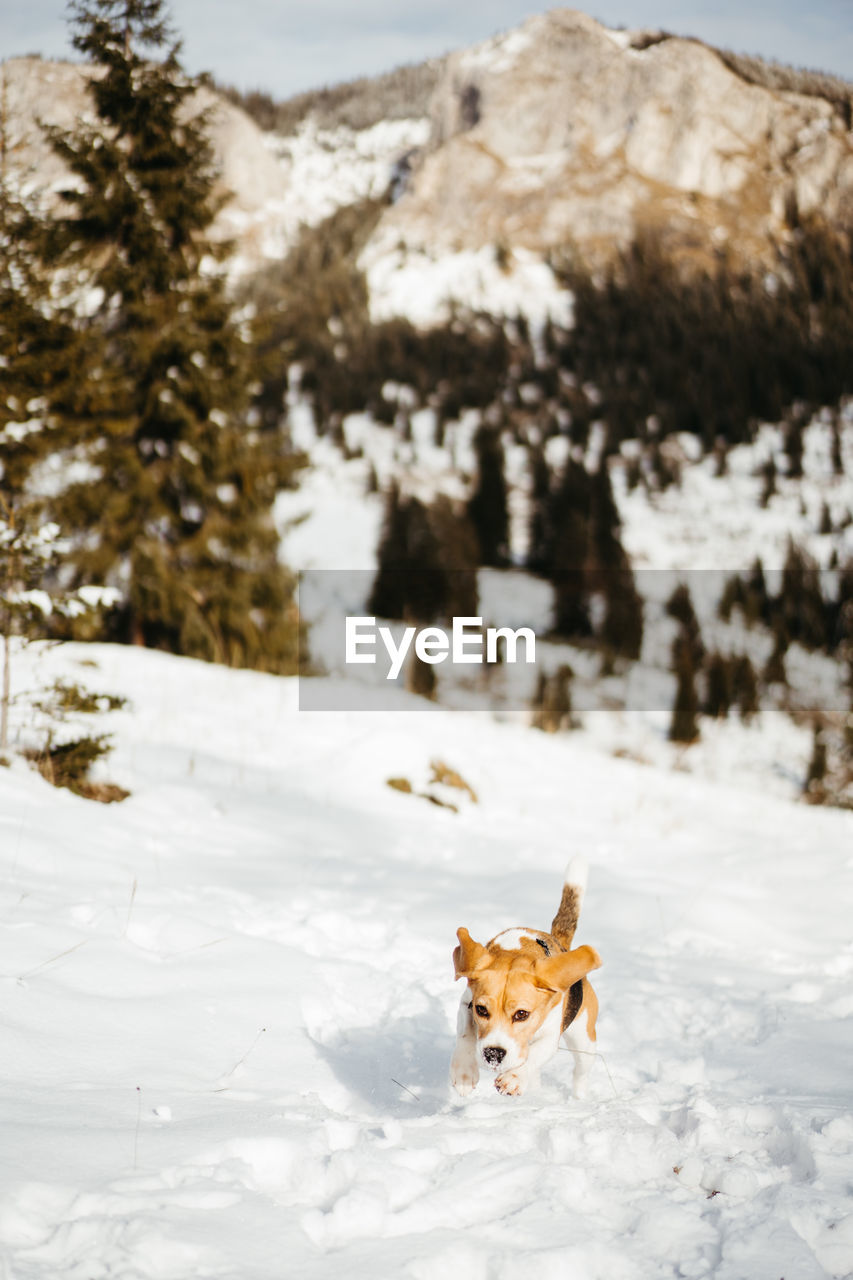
450, 857, 601, 1098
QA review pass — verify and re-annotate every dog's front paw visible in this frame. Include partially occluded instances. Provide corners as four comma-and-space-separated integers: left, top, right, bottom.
495, 1068, 528, 1096
450, 1063, 479, 1096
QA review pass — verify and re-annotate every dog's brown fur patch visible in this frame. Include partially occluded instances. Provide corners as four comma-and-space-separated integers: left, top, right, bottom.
550, 882, 583, 947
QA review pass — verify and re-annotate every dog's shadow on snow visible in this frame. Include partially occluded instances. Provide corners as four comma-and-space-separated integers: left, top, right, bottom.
311, 1000, 451, 1116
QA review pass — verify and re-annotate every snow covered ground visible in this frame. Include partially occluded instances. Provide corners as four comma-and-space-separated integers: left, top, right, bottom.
361, 237, 575, 329
278, 398, 853, 578
615, 415, 853, 572
1, 640, 852, 1278
215, 114, 431, 278
276, 403, 851, 803
220, 100, 575, 326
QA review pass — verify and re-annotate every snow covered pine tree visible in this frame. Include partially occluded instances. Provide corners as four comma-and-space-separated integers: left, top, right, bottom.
38, 0, 300, 671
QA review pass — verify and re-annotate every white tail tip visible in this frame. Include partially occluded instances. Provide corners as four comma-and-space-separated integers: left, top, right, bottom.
563, 855, 588, 896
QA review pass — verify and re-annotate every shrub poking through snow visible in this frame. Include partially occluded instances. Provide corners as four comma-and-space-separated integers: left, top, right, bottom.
428, 759, 478, 804
386, 776, 413, 794
23, 678, 128, 803
531, 665, 577, 734
385, 759, 477, 813
25, 735, 115, 801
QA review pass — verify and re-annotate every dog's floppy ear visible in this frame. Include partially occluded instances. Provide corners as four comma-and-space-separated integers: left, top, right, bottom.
535, 944, 601, 992
453, 927, 489, 980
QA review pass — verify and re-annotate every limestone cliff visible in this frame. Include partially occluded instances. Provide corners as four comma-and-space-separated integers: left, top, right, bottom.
0, 57, 287, 265
374, 8, 853, 270
4, 8, 853, 311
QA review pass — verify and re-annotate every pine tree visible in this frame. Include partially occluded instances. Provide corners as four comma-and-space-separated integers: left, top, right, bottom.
783, 409, 806, 479
0, 501, 51, 756
804, 722, 828, 799
731, 654, 759, 720
526, 444, 552, 573
835, 562, 853, 657
625, 453, 643, 492
36, 0, 300, 671
778, 540, 827, 652
702, 651, 732, 718
599, 569, 644, 666
830, 412, 844, 476
669, 631, 700, 744
666, 583, 705, 666
369, 487, 478, 624
369, 483, 410, 621
588, 460, 625, 577
588, 460, 643, 663
763, 618, 789, 686
717, 573, 744, 623
549, 458, 593, 638
0, 108, 90, 754
759, 456, 777, 509
0, 67, 90, 500
746, 557, 771, 626
467, 425, 509, 567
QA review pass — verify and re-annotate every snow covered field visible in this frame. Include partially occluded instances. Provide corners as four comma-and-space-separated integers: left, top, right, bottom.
276, 406, 851, 802
1, 641, 852, 1278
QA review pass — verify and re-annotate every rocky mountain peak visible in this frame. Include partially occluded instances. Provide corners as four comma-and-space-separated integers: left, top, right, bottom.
0, 56, 285, 263
4, 11, 853, 325
379, 7, 853, 270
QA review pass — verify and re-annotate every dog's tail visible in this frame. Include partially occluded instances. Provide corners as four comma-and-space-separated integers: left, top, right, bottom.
550, 855, 588, 948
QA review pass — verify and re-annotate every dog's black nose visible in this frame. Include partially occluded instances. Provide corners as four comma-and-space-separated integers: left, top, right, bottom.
483, 1046, 506, 1066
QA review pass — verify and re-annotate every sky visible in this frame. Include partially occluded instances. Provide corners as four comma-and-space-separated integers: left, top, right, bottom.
4, 0, 852, 98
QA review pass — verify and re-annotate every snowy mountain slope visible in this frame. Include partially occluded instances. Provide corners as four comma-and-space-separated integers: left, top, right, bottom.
380, 9, 853, 269
276, 395, 852, 801
12, 2, 853, 328
222, 116, 432, 277
5, 51, 556, 324
360, 237, 575, 329
614, 415, 853, 572
278, 400, 853, 575
1, 57, 287, 268
1, 641, 852, 1278
1, 57, 431, 283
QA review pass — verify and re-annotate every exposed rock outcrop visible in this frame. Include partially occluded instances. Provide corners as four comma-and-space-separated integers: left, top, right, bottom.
373, 8, 853, 269
4, 8, 853, 321
0, 57, 287, 266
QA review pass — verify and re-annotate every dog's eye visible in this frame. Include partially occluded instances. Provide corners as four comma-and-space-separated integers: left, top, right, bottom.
512, 1009, 530, 1022
475, 1004, 490, 1019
